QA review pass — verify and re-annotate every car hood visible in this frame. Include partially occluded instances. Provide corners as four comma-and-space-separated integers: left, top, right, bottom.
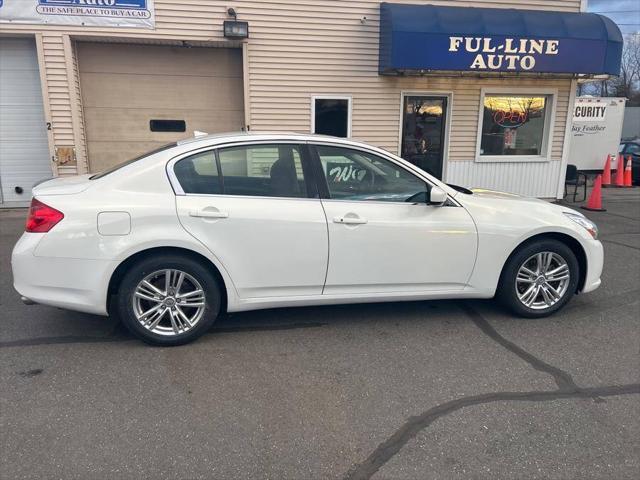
462, 188, 583, 217
32, 174, 94, 196
469, 188, 549, 204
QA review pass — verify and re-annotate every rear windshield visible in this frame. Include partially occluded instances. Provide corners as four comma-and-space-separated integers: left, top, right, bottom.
90, 143, 177, 180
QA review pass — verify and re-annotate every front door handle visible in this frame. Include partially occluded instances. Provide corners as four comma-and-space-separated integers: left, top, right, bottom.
333, 215, 367, 225
189, 209, 228, 219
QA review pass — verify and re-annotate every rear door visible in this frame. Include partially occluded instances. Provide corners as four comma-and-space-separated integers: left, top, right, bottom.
312, 144, 477, 295
174, 143, 328, 299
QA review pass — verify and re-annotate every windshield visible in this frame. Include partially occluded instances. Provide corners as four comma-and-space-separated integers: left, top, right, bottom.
90, 142, 177, 180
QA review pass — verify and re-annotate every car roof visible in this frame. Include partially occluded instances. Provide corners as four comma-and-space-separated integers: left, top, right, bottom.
175, 131, 380, 151
101, 130, 457, 198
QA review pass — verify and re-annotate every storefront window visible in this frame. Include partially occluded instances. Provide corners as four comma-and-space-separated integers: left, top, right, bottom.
480, 95, 548, 157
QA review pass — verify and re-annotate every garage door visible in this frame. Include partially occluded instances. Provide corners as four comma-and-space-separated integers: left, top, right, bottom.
77, 43, 245, 173
0, 38, 51, 206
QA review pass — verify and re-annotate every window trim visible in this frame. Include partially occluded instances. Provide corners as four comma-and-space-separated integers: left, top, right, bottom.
166, 140, 461, 207
475, 87, 557, 163
310, 95, 352, 138
167, 141, 318, 200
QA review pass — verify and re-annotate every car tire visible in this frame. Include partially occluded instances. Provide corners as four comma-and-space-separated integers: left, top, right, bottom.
497, 239, 580, 318
116, 254, 221, 346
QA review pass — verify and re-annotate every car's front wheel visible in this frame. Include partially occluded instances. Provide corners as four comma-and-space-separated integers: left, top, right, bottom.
116, 254, 221, 346
497, 239, 580, 318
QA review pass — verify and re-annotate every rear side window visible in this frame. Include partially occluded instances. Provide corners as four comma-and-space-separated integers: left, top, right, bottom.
174, 144, 308, 198
173, 151, 221, 195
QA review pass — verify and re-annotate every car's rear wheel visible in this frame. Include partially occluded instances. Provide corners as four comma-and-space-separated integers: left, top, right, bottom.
116, 254, 221, 346
497, 239, 579, 318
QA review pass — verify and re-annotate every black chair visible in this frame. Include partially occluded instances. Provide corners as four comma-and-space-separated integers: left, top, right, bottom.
564, 164, 587, 202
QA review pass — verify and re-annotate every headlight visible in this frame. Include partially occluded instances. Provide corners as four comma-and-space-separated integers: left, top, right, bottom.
564, 212, 598, 239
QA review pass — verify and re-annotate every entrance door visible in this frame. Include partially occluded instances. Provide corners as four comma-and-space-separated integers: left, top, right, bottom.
400, 96, 448, 179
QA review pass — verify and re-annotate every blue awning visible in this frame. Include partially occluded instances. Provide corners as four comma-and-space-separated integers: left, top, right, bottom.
379, 3, 623, 76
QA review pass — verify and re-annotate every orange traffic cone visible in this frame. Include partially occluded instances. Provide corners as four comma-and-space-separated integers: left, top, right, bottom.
581, 174, 606, 212
602, 154, 612, 186
614, 154, 625, 187
623, 155, 633, 187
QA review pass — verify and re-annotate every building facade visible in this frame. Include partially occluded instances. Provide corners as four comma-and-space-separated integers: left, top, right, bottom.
0, 0, 621, 206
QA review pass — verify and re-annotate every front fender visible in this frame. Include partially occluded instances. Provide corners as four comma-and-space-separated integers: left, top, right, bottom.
459, 194, 596, 295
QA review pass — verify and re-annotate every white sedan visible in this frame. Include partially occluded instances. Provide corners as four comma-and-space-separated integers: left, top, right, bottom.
12, 133, 603, 345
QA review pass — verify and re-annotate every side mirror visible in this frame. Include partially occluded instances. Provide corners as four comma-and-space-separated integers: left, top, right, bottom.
428, 186, 447, 206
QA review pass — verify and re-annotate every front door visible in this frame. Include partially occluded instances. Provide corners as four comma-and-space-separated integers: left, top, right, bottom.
401, 95, 448, 179
313, 144, 477, 295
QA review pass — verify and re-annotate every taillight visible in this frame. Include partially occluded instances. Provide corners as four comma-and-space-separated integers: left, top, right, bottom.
25, 198, 64, 233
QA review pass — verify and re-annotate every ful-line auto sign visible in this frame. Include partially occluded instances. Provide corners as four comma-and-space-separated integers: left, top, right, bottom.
448, 37, 560, 71
378, 3, 622, 76
0, 0, 155, 28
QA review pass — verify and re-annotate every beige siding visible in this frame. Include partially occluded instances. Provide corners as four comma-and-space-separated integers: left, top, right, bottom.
447, 159, 565, 197
1, 0, 581, 179
40, 34, 73, 151
69, 39, 88, 172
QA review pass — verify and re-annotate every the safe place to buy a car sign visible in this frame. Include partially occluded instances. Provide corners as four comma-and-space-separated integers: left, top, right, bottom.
0, 0, 155, 28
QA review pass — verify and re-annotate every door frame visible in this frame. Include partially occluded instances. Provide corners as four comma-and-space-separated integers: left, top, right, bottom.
398, 91, 453, 181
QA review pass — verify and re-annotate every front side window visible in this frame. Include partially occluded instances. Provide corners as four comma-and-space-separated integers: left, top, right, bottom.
480, 95, 548, 157
217, 144, 307, 198
316, 145, 427, 202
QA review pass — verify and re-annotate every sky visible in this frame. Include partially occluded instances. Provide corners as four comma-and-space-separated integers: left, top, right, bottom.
588, 0, 640, 34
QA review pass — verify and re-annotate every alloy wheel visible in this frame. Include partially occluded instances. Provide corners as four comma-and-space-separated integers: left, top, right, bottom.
132, 269, 206, 336
515, 251, 571, 310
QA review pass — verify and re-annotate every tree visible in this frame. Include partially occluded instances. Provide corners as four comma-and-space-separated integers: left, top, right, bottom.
612, 34, 640, 102
578, 34, 640, 105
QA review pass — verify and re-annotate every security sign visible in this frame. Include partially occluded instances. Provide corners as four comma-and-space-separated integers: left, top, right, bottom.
0, 0, 155, 28
573, 101, 608, 121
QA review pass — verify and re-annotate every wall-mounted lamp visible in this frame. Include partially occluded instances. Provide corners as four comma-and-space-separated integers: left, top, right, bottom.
224, 7, 249, 39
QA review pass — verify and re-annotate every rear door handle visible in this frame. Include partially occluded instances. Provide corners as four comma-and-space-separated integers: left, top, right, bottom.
189, 209, 228, 219
333, 215, 367, 225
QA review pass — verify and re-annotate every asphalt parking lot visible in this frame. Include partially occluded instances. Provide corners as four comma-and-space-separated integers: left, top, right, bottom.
1, 188, 639, 480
